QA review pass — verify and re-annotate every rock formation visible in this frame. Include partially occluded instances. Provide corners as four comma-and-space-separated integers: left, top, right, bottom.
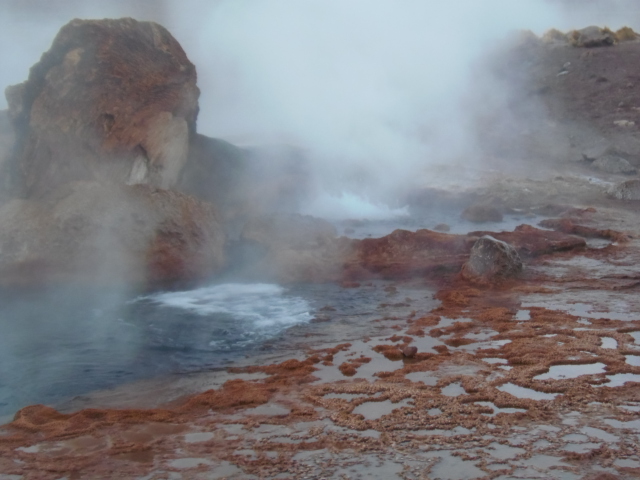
5, 18, 199, 198
0, 18, 226, 289
460, 235, 523, 284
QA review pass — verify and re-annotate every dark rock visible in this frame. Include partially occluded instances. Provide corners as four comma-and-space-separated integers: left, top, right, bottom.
6, 18, 199, 198
433, 223, 451, 232
461, 235, 523, 283
591, 155, 636, 174
402, 346, 418, 358
461, 205, 503, 223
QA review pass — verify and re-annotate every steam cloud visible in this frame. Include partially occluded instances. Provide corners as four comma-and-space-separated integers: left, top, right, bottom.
1, 0, 639, 201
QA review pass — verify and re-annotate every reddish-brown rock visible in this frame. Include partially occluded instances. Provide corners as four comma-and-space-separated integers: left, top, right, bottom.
461, 235, 523, 284
5, 18, 199, 198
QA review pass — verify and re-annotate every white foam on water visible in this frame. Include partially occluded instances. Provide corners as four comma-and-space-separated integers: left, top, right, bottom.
142, 283, 312, 329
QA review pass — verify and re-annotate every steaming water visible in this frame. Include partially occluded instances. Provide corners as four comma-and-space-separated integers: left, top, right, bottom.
140, 283, 312, 350
0, 281, 436, 417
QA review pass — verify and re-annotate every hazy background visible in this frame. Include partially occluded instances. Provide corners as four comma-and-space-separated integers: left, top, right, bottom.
1, 0, 640, 199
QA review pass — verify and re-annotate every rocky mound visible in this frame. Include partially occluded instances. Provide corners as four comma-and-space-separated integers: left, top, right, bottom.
0, 18, 228, 289
5, 18, 199, 198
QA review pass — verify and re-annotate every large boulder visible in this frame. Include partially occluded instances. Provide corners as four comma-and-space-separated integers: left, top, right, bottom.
0, 181, 225, 289
460, 235, 523, 284
5, 18, 199, 198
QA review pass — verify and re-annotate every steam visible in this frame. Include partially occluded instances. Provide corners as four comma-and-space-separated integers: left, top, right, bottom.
2, 0, 639, 205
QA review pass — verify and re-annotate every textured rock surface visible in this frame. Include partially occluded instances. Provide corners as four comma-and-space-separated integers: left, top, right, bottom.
0, 182, 225, 289
460, 235, 523, 283
5, 18, 199, 198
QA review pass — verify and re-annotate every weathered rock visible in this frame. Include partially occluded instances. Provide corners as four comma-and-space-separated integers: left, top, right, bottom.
538, 218, 629, 243
461, 235, 523, 283
474, 224, 587, 258
346, 229, 473, 280
592, 155, 637, 174
343, 225, 585, 282
5, 18, 199, 198
402, 346, 418, 358
607, 179, 640, 200
0, 181, 225, 289
461, 205, 503, 223
569, 26, 616, 48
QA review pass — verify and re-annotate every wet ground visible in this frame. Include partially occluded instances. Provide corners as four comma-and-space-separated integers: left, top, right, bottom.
3, 172, 640, 479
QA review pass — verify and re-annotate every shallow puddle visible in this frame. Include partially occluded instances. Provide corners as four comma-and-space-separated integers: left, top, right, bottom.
483, 358, 508, 364
625, 355, 640, 366
476, 402, 526, 416
487, 442, 526, 460
533, 363, 606, 380
184, 432, 214, 443
497, 383, 558, 400
352, 398, 412, 420
441, 382, 466, 397
580, 426, 618, 442
405, 372, 438, 385
598, 373, 640, 388
422, 450, 486, 480
601, 337, 618, 349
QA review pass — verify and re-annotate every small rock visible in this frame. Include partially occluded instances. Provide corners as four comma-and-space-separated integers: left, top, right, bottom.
402, 346, 418, 358
591, 155, 637, 174
461, 235, 523, 283
433, 223, 451, 232
461, 205, 503, 223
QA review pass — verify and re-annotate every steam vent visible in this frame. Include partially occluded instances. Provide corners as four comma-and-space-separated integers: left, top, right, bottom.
2, 6, 640, 480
